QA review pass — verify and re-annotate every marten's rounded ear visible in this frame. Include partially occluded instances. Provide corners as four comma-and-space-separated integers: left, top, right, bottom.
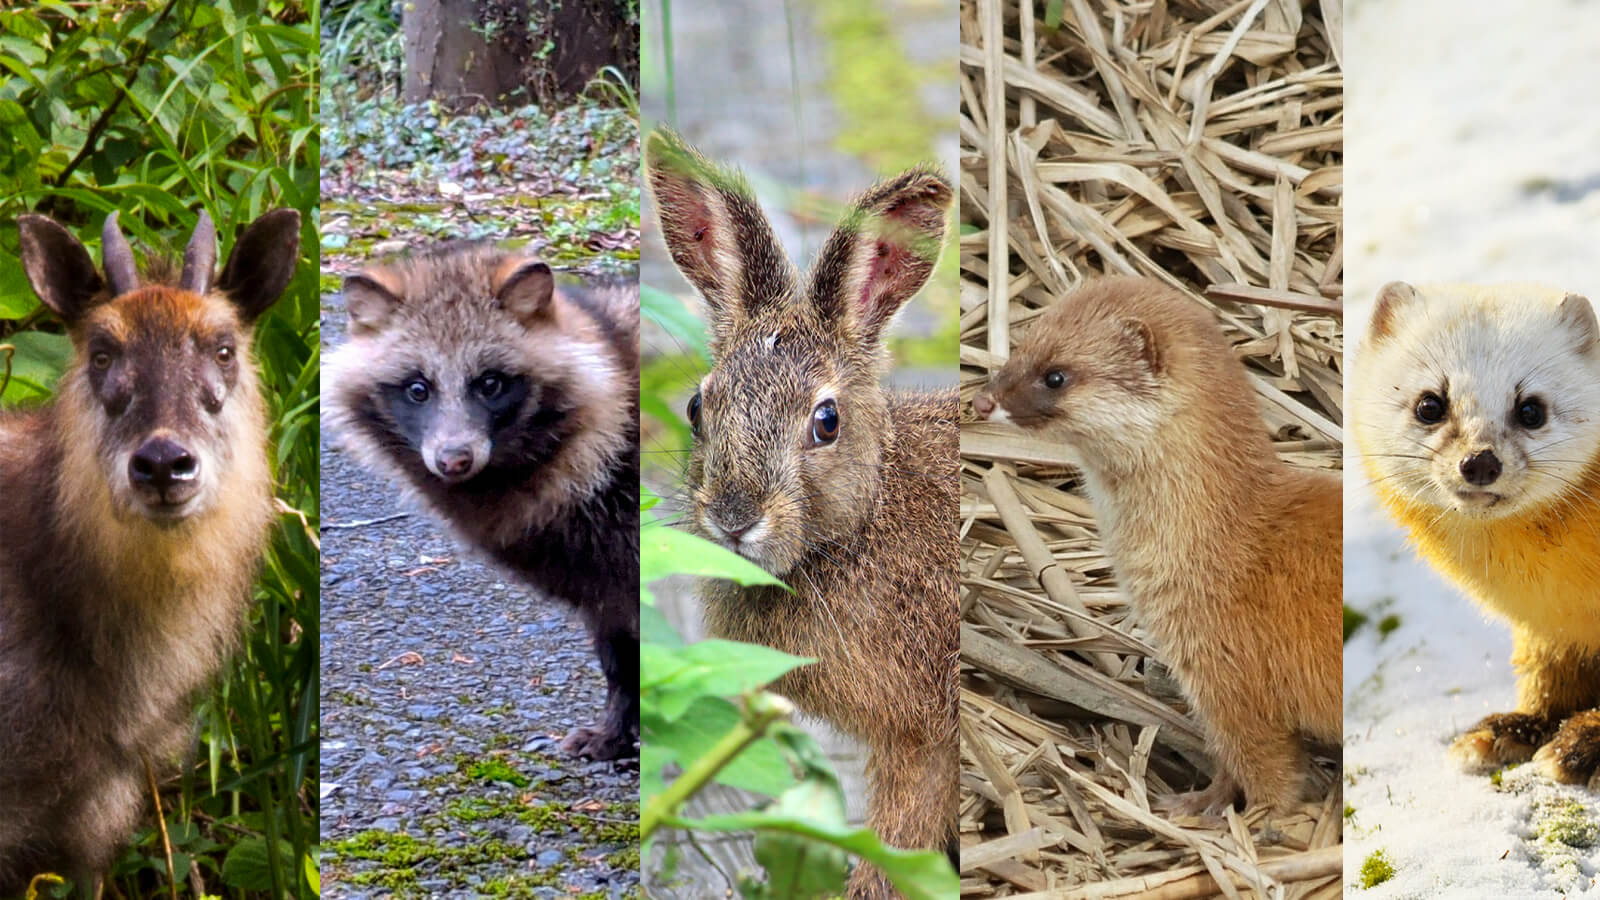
343, 270, 404, 336
1120, 316, 1162, 376
1559, 292, 1597, 352
17, 214, 106, 323
1368, 281, 1420, 344
218, 208, 301, 323
493, 257, 554, 327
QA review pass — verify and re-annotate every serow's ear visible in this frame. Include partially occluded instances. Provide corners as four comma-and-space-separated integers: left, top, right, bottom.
343, 267, 405, 337
492, 257, 555, 327
1368, 281, 1420, 345
217, 208, 301, 323
1120, 317, 1163, 376
644, 128, 793, 334
807, 165, 952, 345
16, 214, 106, 323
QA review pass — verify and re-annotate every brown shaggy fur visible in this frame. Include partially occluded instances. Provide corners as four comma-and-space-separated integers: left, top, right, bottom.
974, 277, 1343, 815
0, 210, 299, 893
647, 129, 959, 898
323, 242, 640, 760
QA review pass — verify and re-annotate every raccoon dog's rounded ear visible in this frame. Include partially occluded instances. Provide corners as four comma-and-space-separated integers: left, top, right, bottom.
1559, 293, 1598, 352
344, 270, 404, 336
493, 257, 554, 327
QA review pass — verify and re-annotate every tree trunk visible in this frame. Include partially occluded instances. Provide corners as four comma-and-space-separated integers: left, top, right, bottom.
402, 0, 639, 108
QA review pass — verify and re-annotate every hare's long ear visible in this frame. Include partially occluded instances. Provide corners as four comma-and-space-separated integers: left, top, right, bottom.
808, 165, 951, 345
645, 129, 793, 337
17, 215, 107, 323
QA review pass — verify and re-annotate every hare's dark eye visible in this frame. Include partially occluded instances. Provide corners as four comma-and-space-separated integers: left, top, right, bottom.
1516, 397, 1546, 429
1043, 370, 1067, 389
405, 379, 431, 404
687, 391, 702, 437
1414, 392, 1446, 424
810, 399, 839, 446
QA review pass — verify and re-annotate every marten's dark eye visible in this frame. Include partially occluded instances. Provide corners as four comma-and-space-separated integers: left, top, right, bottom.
1043, 370, 1067, 390
687, 391, 702, 437
811, 398, 840, 446
1414, 392, 1446, 424
1516, 397, 1547, 429
215, 345, 234, 366
405, 379, 431, 404
476, 373, 504, 399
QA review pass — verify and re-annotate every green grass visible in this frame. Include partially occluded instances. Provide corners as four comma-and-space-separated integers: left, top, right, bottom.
1359, 849, 1396, 888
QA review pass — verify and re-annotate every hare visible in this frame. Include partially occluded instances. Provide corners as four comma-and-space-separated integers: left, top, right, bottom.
646, 129, 959, 898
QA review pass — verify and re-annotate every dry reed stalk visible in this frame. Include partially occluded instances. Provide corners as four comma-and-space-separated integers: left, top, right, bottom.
957, 0, 1344, 896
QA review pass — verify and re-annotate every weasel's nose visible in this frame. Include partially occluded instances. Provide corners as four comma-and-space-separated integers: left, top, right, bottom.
973, 392, 996, 419
1460, 449, 1502, 486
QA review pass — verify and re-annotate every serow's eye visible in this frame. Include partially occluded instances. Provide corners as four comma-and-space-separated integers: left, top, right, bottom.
687, 391, 702, 437
405, 379, 431, 404
1516, 397, 1547, 429
811, 398, 840, 446
1414, 392, 1447, 424
91, 351, 113, 371
215, 345, 234, 366
1043, 370, 1067, 390
477, 373, 504, 399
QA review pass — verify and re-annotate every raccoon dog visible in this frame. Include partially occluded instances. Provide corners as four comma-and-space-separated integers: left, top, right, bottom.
324, 243, 641, 760
0, 208, 301, 894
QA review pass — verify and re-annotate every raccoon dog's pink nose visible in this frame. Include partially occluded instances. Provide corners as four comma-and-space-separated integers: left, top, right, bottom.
129, 437, 198, 489
973, 393, 996, 418
1460, 449, 1502, 486
436, 446, 477, 477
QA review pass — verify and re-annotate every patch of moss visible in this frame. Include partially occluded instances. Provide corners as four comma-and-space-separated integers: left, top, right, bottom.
1376, 613, 1402, 639
1359, 849, 1395, 888
1535, 798, 1599, 848
465, 757, 531, 788
1343, 803, 1355, 819
1343, 605, 1369, 643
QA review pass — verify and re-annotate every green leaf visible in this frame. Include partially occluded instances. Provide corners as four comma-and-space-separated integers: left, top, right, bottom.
640, 523, 787, 590
754, 776, 852, 898
219, 837, 294, 892
642, 697, 799, 799
642, 283, 709, 360
0, 330, 71, 403
641, 639, 814, 722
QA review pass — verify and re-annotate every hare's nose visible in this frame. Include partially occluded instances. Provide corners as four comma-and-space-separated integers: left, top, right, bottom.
973, 393, 996, 419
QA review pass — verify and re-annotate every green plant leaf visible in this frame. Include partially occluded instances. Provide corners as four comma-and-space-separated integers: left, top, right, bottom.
219, 837, 295, 892
641, 639, 814, 722
641, 696, 799, 800
640, 523, 787, 590
642, 282, 708, 360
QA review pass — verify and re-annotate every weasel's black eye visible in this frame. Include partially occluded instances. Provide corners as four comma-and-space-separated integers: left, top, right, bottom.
1043, 370, 1067, 390
1414, 392, 1446, 424
405, 379, 431, 404
811, 398, 840, 446
687, 391, 702, 436
1516, 397, 1547, 429
476, 373, 504, 399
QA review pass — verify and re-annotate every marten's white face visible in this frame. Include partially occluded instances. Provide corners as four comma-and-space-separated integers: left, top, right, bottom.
1353, 282, 1600, 520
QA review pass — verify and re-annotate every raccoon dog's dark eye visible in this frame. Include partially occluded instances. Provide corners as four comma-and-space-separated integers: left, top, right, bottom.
687, 391, 702, 437
477, 374, 504, 399
811, 398, 839, 446
1043, 370, 1067, 390
1414, 392, 1446, 424
405, 379, 431, 404
1516, 397, 1547, 429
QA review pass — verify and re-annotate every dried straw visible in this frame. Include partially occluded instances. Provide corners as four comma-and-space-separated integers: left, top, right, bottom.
957, 1, 1343, 896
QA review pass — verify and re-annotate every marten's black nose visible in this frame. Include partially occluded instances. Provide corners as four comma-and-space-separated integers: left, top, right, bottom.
130, 437, 199, 489
1460, 449, 1502, 486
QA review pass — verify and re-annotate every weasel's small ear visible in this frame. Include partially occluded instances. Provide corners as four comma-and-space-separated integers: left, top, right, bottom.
1560, 292, 1598, 351
493, 257, 555, 327
343, 267, 405, 336
1368, 281, 1420, 344
17, 215, 106, 323
1120, 317, 1163, 376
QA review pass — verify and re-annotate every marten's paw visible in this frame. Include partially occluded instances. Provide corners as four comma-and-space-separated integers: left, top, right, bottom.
561, 724, 638, 761
1532, 710, 1600, 788
1450, 712, 1554, 773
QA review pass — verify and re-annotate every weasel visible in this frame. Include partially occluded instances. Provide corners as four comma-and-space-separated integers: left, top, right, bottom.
1352, 281, 1600, 787
973, 276, 1343, 814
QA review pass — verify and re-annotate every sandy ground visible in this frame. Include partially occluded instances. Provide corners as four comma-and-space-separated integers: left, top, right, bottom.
1343, 0, 1600, 894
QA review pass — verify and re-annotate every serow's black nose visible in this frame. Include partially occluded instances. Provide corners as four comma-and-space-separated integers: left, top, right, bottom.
1459, 449, 1501, 486
129, 437, 199, 490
